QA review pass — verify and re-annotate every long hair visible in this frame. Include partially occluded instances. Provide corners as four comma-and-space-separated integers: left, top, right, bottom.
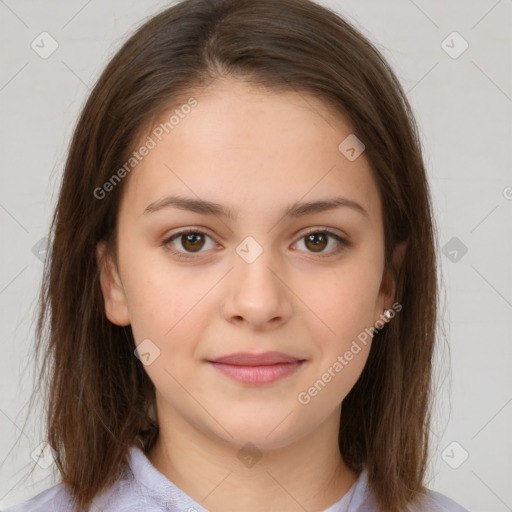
31, 1, 439, 510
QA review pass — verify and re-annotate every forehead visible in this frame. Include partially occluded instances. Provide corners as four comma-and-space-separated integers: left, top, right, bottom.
119, 78, 382, 224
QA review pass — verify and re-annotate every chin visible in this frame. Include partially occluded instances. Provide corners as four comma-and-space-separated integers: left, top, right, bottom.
206, 412, 308, 452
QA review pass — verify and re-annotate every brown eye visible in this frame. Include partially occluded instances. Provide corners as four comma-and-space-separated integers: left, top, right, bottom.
181, 232, 205, 252
294, 229, 347, 257
163, 229, 216, 259
304, 232, 328, 252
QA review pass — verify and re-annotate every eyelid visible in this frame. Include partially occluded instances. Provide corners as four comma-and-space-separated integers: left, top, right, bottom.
299, 225, 347, 239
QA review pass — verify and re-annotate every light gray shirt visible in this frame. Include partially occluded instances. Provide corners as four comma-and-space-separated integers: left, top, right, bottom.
4, 445, 470, 511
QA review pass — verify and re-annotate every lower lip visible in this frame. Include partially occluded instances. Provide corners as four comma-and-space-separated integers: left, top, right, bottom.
208, 361, 304, 385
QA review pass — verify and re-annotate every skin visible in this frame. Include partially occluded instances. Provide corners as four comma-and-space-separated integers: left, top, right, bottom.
97, 78, 405, 512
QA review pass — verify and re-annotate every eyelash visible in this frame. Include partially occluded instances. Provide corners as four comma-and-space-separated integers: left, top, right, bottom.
162, 227, 349, 261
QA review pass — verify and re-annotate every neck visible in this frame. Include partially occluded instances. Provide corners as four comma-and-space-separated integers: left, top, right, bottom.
147, 396, 358, 512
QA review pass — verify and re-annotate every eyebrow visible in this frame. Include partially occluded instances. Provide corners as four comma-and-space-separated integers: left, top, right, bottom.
142, 195, 368, 220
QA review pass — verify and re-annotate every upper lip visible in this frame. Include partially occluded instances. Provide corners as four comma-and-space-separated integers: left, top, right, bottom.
208, 351, 305, 366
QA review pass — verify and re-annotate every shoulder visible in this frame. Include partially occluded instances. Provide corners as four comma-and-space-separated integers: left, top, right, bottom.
347, 468, 469, 512
410, 488, 470, 512
2, 475, 142, 512
2, 484, 75, 512
1, 445, 197, 512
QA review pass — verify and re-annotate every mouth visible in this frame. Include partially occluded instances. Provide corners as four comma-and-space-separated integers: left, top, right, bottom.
206, 351, 306, 385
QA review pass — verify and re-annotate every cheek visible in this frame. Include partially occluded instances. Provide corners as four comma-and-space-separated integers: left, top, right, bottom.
301, 260, 382, 339
297, 302, 372, 413
124, 263, 209, 394
294, 261, 380, 403
121, 253, 207, 346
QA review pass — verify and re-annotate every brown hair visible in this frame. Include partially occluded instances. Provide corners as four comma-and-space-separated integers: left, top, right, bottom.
29, 0, 440, 510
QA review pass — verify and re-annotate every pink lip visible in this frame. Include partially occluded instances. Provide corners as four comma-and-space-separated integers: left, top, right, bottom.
209, 351, 303, 365
207, 352, 306, 385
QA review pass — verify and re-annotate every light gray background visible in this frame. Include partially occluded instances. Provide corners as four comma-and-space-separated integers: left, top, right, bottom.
0, 1, 511, 510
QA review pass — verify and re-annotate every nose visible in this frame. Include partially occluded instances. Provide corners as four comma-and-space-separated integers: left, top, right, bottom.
221, 245, 293, 331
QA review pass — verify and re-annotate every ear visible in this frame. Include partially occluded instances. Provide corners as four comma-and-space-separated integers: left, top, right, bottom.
377, 240, 407, 314
96, 240, 130, 326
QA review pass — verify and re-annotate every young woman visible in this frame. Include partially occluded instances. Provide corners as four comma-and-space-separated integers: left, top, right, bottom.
6, 0, 469, 511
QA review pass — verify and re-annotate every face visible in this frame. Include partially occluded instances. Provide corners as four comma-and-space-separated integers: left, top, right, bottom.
97, 78, 399, 450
